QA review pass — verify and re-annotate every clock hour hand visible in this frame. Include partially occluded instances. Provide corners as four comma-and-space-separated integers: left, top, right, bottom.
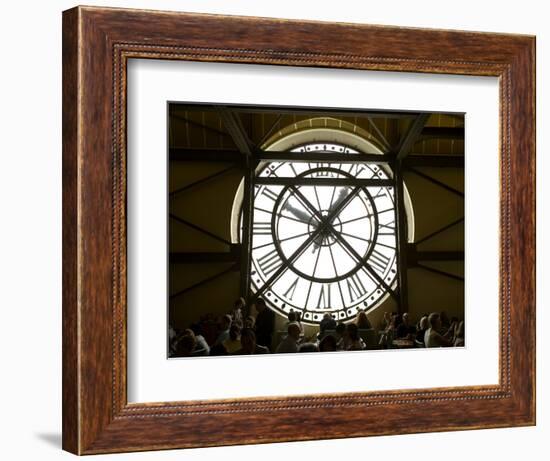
306, 187, 351, 255
327, 187, 351, 221
289, 188, 350, 254
282, 201, 322, 254
282, 202, 315, 225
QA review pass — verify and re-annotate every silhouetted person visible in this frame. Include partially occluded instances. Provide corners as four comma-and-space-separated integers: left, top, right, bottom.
319, 334, 338, 352
355, 310, 372, 329
454, 321, 465, 347
439, 311, 451, 333
285, 310, 304, 335
174, 332, 196, 357
425, 313, 453, 347
378, 311, 392, 331
189, 325, 210, 356
396, 312, 415, 339
276, 322, 301, 353
236, 328, 269, 355
230, 298, 245, 328
299, 342, 319, 353
446, 317, 460, 341
254, 298, 275, 350
344, 323, 366, 351
392, 313, 403, 331
319, 313, 337, 336
223, 324, 242, 354
169, 326, 181, 356
295, 311, 304, 329
415, 316, 429, 346
174, 329, 209, 357
244, 315, 255, 329
214, 314, 232, 345
334, 322, 346, 350
209, 343, 228, 356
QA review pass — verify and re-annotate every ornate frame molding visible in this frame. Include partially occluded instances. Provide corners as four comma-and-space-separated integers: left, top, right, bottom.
62, 6, 535, 454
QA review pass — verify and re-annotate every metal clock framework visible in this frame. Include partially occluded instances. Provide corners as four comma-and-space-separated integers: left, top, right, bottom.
241, 143, 400, 324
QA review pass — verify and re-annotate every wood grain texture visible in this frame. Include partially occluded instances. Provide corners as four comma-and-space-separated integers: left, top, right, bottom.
62, 7, 80, 454
62, 5, 536, 455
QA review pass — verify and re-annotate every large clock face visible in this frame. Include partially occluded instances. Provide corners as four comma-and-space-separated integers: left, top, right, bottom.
244, 143, 398, 324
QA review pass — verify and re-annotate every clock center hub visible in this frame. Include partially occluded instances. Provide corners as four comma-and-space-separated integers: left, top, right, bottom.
307, 210, 343, 247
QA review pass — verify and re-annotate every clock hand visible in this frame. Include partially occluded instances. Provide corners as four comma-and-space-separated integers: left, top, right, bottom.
281, 202, 313, 224
282, 202, 322, 253
283, 202, 316, 224
311, 187, 351, 254
326, 187, 350, 221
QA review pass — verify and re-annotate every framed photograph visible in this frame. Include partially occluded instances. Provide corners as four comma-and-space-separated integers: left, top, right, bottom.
62, 6, 535, 455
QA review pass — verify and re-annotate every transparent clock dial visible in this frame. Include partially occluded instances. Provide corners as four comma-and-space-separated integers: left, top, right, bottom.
242, 143, 397, 324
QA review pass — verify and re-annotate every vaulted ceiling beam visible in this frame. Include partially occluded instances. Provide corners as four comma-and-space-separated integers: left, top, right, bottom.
255, 177, 393, 187
407, 244, 464, 264
416, 264, 464, 282
258, 151, 391, 163
396, 113, 430, 161
169, 148, 394, 164
408, 168, 464, 197
169, 264, 240, 300
169, 247, 241, 264
415, 217, 464, 246
217, 106, 256, 159
175, 104, 428, 119
170, 113, 231, 139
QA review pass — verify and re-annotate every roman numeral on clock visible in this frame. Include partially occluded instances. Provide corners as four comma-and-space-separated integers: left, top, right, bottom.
311, 163, 333, 176
283, 277, 299, 300
253, 222, 271, 235
257, 249, 283, 276
346, 273, 367, 302
372, 187, 388, 199
378, 220, 396, 235
316, 284, 332, 309
368, 249, 391, 274
261, 187, 278, 202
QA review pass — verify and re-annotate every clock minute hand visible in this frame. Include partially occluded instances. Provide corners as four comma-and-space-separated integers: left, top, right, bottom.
313, 187, 352, 255
326, 187, 351, 223
308, 188, 349, 255
282, 202, 315, 225
282, 201, 322, 253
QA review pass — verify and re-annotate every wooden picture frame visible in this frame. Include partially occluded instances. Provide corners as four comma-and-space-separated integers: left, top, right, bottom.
62, 5, 536, 455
